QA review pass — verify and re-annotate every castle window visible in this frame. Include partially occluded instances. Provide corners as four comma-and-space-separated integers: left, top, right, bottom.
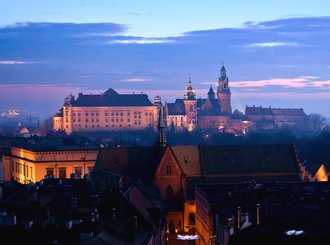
91, 112, 94, 116
96, 112, 99, 116
105, 119, 108, 122
190, 105, 194, 111
120, 112, 124, 116
59, 168, 66, 179
72, 113, 76, 116
105, 112, 108, 116
85, 113, 88, 116
166, 165, 172, 175
127, 112, 131, 116
78, 113, 81, 116
46, 168, 54, 177
74, 167, 82, 178
116, 112, 119, 116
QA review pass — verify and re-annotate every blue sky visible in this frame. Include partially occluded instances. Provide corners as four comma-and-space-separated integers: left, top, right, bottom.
1, 0, 330, 119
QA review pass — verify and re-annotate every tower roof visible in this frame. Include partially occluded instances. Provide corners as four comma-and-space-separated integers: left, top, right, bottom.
207, 86, 215, 95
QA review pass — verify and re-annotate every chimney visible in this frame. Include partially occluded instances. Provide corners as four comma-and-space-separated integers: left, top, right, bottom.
112, 208, 116, 221
237, 207, 241, 230
256, 204, 261, 225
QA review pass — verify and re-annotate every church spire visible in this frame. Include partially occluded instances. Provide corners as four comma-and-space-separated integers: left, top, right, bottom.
157, 103, 167, 147
184, 75, 196, 100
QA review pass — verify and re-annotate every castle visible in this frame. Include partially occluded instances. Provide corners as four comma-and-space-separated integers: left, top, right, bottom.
53, 65, 307, 135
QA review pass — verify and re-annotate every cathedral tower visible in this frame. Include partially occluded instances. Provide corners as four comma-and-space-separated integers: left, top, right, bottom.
183, 76, 197, 131
217, 65, 232, 114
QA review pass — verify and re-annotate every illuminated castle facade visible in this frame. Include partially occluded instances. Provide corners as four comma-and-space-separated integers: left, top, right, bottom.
53, 65, 307, 135
53, 88, 158, 134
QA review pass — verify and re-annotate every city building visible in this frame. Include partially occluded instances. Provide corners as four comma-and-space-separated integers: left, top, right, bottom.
94, 133, 306, 241
245, 105, 307, 130
2, 137, 99, 183
53, 88, 158, 135
195, 182, 330, 245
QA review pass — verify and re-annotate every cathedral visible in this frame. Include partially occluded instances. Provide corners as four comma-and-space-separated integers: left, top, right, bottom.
165, 65, 251, 134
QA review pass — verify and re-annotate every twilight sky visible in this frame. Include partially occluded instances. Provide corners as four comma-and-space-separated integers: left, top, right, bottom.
1, 0, 330, 119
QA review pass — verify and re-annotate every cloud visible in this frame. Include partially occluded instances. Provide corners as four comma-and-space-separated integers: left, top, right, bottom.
110, 38, 174, 44
232, 76, 330, 89
121, 78, 152, 82
246, 42, 299, 48
1, 17, 330, 116
0, 60, 41, 65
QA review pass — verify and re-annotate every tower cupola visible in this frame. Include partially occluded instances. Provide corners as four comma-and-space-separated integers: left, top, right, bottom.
184, 76, 196, 100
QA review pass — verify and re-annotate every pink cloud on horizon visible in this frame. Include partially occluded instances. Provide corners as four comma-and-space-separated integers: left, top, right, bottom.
231, 76, 330, 89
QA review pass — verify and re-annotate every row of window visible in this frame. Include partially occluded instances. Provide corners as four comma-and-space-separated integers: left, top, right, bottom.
72, 121, 144, 128
46, 166, 93, 178
11, 161, 33, 178
66, 111, 153, 117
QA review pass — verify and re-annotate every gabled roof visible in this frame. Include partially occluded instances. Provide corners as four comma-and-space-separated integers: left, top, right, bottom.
199, 144, 299, 175
198, 98, 222, 116
245, 106, 306, 116
94, 146, 165, 183
245, 106, 273, 115
166, 100, 186, 115
72, 89, 153, 107
171, 145, 202, 176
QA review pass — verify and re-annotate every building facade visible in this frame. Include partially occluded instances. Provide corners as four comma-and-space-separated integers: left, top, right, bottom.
53, 88, 158, 134
2, 140, 98, 183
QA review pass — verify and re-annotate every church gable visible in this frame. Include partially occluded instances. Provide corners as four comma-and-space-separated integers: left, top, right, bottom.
154, 146, 186, 207
155, 146, 184, 177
